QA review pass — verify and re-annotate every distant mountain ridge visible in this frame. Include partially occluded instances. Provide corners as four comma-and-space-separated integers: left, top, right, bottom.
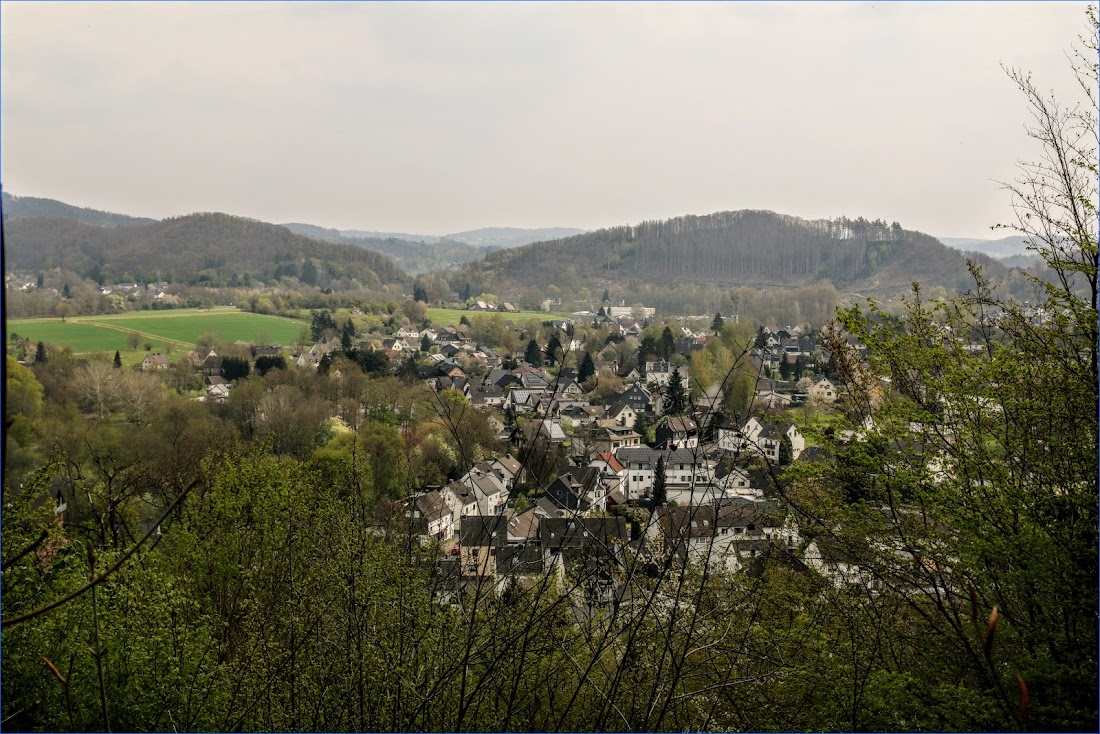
280, 223, 587, 274
937, 235, 1032, 259
2, 191, 157, 227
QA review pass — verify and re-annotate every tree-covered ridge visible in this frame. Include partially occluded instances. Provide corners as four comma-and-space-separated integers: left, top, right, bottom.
463, 209, 1007, 296
1, 192, 157, 227
4, 212, 409, 288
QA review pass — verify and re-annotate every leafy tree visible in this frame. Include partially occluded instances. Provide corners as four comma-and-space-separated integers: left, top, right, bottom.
651, 455, 667, 507
127, 330, 142, 351
113, 350, 122, 368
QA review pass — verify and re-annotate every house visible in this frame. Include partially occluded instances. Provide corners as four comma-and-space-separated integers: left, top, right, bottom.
590, 452, 626, 481
488, 454, 525, 490
808, 375, 837, 403
590, 421, 642, 455
718, 417, 804, 463
205, 383, 231, 403
618, 383, 653, 413
650, 500, 793, 573
141, 353, 170, 371
407, 489, 455, 543
440, 481, 479, 525
543, 467, 609, 513
803, 537, 872, 588
461, 468, 509, 515
604, 401, 638, 429
644, 361, 690, 390
458, 515, 509, 578
539, 516, 629, 568
655, 416, 699, 449
615, 447, 716, 501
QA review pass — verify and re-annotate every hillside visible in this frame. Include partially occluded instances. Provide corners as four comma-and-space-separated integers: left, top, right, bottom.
4, 213, 407, 288
1, 192, 157, 227
457, 209, 1007, 298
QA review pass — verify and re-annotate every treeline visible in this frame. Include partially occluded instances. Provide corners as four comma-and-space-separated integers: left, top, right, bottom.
3, 213, 408, 289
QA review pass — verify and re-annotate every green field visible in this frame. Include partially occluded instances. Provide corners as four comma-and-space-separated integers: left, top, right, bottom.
6, 308, 307, 355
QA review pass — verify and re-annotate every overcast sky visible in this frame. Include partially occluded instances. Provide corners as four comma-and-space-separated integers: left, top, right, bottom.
1, 1, 1091, 239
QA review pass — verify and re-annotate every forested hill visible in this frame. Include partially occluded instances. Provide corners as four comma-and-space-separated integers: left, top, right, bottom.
459, 209, 1006, 296
4, 213, 408, 287
1, 192, 157, 227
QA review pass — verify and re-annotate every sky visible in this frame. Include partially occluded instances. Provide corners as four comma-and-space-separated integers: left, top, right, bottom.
1, 1, 1092, 239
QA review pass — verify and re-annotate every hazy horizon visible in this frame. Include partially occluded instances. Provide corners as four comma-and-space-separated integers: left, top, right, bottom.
2, 2, 1090, 240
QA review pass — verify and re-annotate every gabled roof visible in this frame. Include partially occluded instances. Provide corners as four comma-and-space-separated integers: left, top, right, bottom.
493, 454, 522, 477
459, 515, 510, 546
414, 489, 449, 518
539, 517, 628, 550
593, 452, 625, 473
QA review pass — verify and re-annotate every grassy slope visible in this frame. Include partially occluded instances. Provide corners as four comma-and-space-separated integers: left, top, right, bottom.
6, 308, 306, 355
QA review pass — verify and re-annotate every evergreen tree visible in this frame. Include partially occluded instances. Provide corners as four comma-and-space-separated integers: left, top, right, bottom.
462, 283, 472, 302
658, 327, 676, 360
546, 334, 563, 366
222, 356, 251, 381
754, 325, 767, 349
665, 367, 687, 415
601, 288, 610, 302
638, 335, 658, 366
413, 282, 427, 302
420, 334, 432, 353
62, 283, 71, 298
460, 314, 470, 326
301, 260, 320, 285
525, 339, 542, 367
651, 455, 667, 507
36, 273, 43, 288
341, 329, 353, 351
778, 434, 793, 466
33, 341, 47, 364
711, 312, 724, 332
578, 352, 596, 383
113, 350, 122, 369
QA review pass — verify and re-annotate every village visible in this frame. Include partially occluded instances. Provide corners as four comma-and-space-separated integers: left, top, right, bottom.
142, 297, 934, 607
